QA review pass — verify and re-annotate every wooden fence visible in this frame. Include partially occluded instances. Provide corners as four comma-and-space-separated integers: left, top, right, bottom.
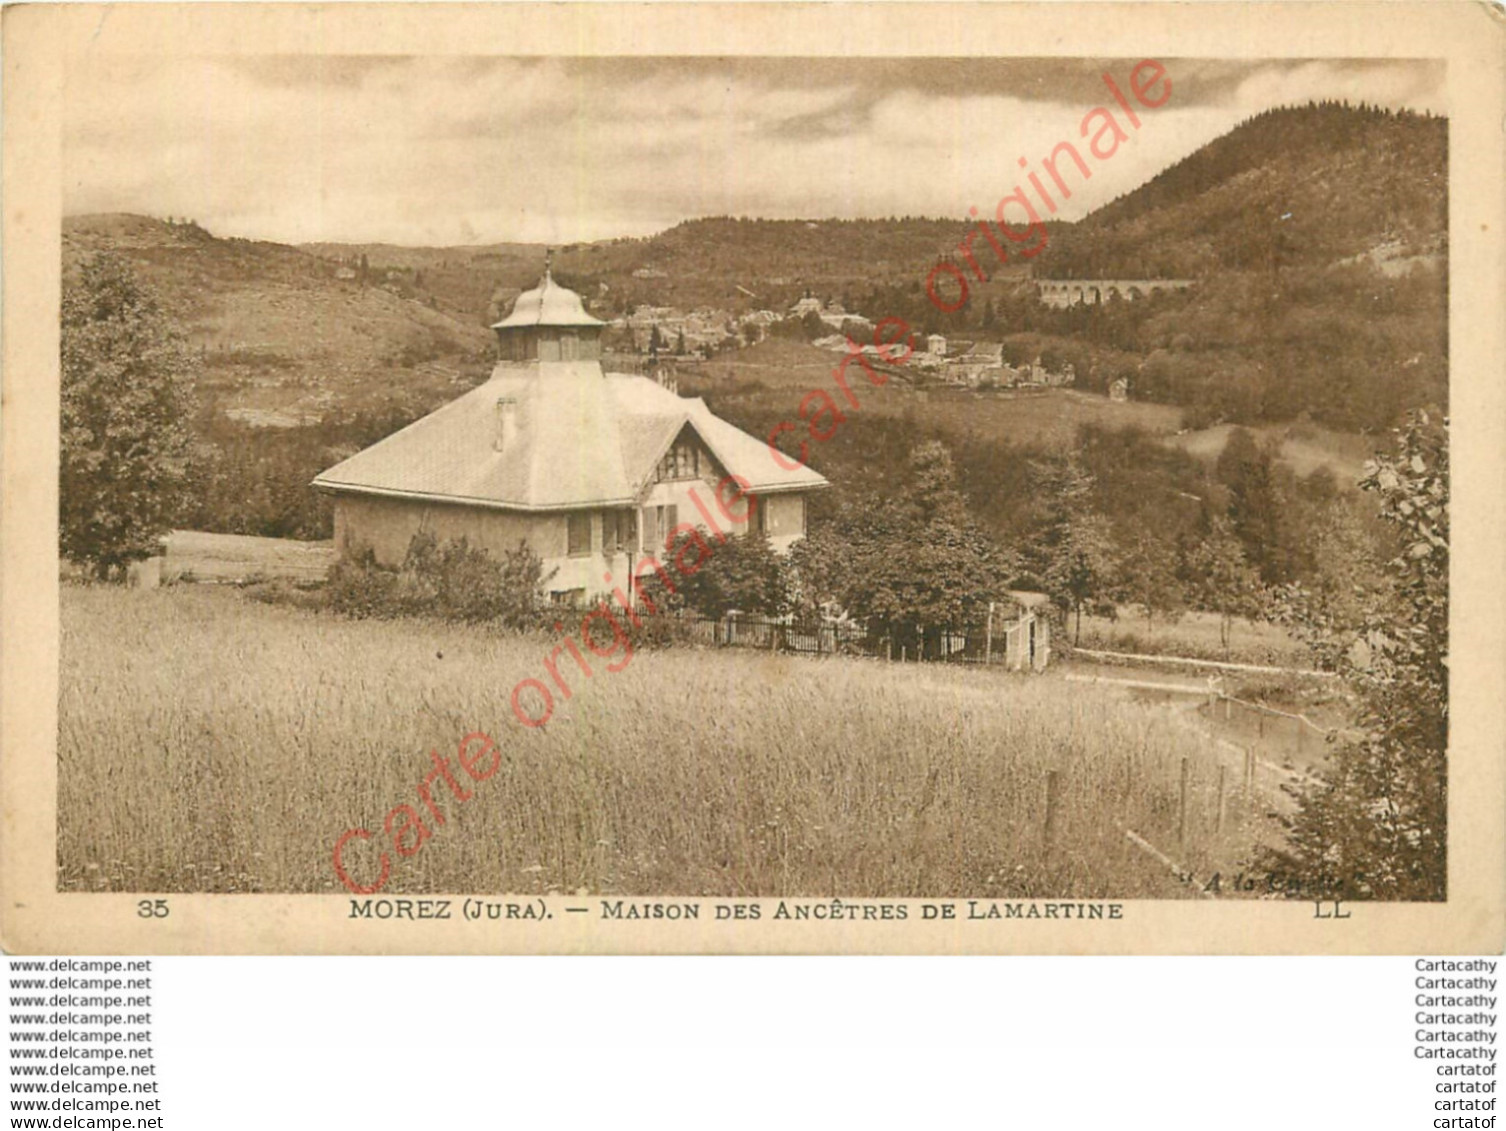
634, 611, 1026, 666
1029, 724, 1270, 900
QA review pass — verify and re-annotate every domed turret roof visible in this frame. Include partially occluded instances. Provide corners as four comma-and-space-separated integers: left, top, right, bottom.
491, 268, 604, 331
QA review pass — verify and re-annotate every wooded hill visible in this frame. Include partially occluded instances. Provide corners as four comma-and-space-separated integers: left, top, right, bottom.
1032, 103, 1446, 279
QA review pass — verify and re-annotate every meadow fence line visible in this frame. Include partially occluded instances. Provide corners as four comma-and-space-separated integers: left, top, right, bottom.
1022, 710, 1272, 899
1071, 646, 1338, 680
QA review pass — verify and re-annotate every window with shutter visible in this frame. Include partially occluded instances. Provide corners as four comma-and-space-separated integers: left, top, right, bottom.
567, 512, 592, 557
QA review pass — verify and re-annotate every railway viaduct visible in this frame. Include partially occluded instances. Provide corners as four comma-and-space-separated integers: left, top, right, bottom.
1035, 278, 1195, 309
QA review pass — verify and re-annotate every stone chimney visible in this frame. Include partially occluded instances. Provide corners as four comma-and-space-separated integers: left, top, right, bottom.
494, 397, 518, 453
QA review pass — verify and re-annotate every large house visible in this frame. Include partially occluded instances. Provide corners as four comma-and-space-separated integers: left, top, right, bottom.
313, 268, 828, 606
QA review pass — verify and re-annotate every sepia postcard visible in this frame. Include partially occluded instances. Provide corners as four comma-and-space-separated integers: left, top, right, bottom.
2, 2, 1503, 954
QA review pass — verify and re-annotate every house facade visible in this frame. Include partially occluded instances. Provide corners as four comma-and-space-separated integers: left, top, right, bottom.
314, 268, 828, 606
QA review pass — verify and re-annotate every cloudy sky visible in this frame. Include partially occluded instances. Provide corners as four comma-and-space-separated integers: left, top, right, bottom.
64, 56, 1445, 246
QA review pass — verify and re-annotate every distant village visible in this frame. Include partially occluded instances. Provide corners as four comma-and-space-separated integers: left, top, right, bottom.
311, 240, 1148, 400
610, 288, 1097, 396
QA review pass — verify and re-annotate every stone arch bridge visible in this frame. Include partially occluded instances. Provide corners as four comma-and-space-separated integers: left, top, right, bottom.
1035, 278, 1195, 309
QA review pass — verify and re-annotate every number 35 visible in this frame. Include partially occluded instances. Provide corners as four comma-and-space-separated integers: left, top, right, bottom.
136, 899, 169, 919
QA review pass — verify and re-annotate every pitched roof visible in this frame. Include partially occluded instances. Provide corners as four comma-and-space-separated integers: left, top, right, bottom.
963, 342, 1004, 362
312, 361, 828, 511
491, 271, 604, 330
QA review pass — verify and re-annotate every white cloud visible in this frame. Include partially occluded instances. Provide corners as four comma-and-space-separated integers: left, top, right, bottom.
62, 56, 1445, 245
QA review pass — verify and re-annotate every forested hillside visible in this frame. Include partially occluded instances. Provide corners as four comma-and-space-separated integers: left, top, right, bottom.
1033, 103, 1446, 278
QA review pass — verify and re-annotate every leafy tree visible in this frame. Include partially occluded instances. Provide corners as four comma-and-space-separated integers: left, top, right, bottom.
791, 441, 1009, 657
1020, 456, 1117, 645
649, 324, 667, 353
674, 329, 687, 356
1269, 494, 1394, 671
1265, 411, 1447, 900
1117, 528, 1187, 632
1181, 514, 1263, 659
1217, 428, 1288, 582
669, 527, 789, 618
60, 253, 196, 578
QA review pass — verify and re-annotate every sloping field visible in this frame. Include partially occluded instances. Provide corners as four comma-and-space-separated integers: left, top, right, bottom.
687, 341, 1182, 452
1075, 608, 1313, 669
63, 214, 495, 420
59, 586, 1266, 898
161, 530, 335, 584
1164, 422, 1372, 487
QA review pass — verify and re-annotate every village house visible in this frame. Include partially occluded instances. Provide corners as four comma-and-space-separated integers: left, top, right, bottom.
314, 267, 829, 606
789, 291, 824, 318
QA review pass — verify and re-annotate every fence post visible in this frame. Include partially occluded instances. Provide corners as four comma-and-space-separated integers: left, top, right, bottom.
1224, 695, 1232, 722
1258, 709, 1265, 738
1215, 764, 1226, 835
886, 637, 892, 662
1177, 756, 1189, 847
1243, 747, 1255, 816
770, 622, 778, 653
1043, 770, 1060, 849
1296, 716, 1305, 755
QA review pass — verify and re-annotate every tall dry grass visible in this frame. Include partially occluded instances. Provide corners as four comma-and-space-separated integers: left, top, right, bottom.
59, 586, 1255, 898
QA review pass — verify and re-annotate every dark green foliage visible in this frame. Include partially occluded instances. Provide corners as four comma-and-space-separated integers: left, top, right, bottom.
1180, 514, 1265, 659
669, 527, 790, 618
60, 253, 197, 578
1015, 455, 1117, 644
1217, 428, 1285, 583
1035, 103, 1445, 278
1263, 412, 1448, 900
327, 534, 550, 627
1010, 104, 1446, 432
791, 441, 1010, 655
183, 399, 441, 541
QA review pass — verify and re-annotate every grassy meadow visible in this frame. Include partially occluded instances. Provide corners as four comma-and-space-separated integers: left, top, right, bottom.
1076, 608, 1314, 669
59, 585, 1261, 898
681, 340, 1184, 454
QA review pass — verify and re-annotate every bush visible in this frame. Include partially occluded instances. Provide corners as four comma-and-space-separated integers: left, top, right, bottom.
327, 535, 550, 627
551, 604, 700, 653
667, 527, 790, 619
1258, 411, 1448, 900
